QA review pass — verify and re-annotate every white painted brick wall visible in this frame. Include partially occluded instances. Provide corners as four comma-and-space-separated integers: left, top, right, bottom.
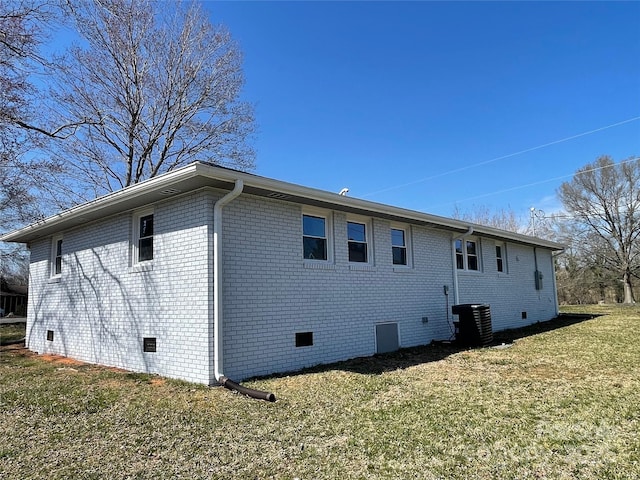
25, 187, 559, 384
26, 191, 213, 384
220, 194, 558, 381
456, 239, 557, 332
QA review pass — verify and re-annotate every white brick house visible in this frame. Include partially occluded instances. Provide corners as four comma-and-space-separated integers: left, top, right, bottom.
1, 162, 563, 384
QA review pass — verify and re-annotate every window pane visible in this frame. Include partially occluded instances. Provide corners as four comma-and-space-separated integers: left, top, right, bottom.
455, 239, 463, 254
468, 255, 478, 271
497, 258, 504, 272
456, 253, 464, 270
55, 256, 62, 275
495, 245, 502, 258
393, 246, 407, 265
140, 215, 154, 238
348, 242, 367, 262
391, 228, 405, 247
56, 239, 63, 256
466, 240, 477, 255
347, 222, 366, 242
139, 237, 154, 261
303, 237, 327, 260
303, 215, 325, 237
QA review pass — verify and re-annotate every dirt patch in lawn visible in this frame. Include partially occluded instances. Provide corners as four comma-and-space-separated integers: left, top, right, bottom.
39, 353, 87, 367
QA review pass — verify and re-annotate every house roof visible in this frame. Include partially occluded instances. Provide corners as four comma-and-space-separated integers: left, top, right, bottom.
0, 162, 564, 250
0, 279, 28, 296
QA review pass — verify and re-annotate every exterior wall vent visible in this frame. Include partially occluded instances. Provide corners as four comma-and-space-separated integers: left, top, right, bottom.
522, 311, 527, 320
295, 332, 313, 347
46, 330, 54, 342
267, 192, 290, 200
143, 337, 157, 352
160, 188, 181, 195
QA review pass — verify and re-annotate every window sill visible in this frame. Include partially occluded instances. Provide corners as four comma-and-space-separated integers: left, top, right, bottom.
349, 263, 376, 272
393, 266, 414, 273
47, 276, 62, 284
129, 262, 154, 273
457, 269, 483, 275
303, 261, 335, 271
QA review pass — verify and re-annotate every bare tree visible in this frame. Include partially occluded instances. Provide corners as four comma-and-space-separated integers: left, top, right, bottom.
451, 204, 525, 233
45, 0, 255, 199
0, 0, 58, 228
558, 155, 640, 304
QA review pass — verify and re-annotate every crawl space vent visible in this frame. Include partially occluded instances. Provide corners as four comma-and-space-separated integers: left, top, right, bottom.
295, 332, 313, 347
143, 337, 157, 352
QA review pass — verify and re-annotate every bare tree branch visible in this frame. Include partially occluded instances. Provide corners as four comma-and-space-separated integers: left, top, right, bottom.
558, 155, 640, 303
47, 0, 256, 195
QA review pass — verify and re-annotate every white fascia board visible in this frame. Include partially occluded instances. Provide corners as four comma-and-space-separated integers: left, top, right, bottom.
1, 164, 201, 243
195, 163, 565, 251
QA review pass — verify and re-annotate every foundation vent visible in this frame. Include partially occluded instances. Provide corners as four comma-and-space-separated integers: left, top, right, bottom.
143, 337, 157, 352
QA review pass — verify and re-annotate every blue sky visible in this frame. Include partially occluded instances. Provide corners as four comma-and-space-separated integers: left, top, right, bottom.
204, 1, 640, 221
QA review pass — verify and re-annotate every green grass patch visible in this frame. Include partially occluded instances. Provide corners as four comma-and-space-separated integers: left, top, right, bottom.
2, 306, 640, 479
0, 322, 26, 345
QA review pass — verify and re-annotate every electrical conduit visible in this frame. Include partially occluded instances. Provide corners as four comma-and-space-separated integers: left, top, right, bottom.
213, 179, 276, 402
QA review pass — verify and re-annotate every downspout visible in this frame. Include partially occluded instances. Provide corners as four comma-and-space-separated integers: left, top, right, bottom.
213, 180, 276, 402
451, 226, 474, 306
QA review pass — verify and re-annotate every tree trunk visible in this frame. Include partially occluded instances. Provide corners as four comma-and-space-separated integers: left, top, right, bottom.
623, 270, 636, 304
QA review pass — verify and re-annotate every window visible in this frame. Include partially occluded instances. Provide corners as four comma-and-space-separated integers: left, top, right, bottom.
455, 238, 480, 271
391, 228, 407, 266
347, 221, 368, 263
466, 240, 478, 270
51, 235, 63, 277
455, 239, 464, 269
496, 243, 505, 272
303, 214, 327, 260
134, 211, 154, 263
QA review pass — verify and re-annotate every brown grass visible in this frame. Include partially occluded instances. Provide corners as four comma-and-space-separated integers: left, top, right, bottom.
1, 306, 639, 479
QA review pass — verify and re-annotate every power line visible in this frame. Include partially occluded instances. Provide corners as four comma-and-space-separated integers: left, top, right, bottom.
426, 155, 640, 210
361, 116, 640, 198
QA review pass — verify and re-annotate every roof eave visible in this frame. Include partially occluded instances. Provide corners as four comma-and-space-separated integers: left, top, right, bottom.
1, 162, 565, 251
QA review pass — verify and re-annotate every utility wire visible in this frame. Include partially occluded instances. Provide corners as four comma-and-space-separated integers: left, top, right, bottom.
361, 116, 640, 198
426, 155, 640, 210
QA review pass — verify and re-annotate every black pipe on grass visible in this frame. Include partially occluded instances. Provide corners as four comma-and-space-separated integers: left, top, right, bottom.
219, 376, 276, 402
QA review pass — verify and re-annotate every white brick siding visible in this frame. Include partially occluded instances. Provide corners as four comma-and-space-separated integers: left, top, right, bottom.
26, 191, 213, 384
24, 187, 559, 384
220, 194, 557, 381
456, 240, 557, 331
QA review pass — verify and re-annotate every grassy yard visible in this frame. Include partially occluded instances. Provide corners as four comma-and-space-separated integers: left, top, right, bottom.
1, 306, 639, 479
0, 322, 26, 345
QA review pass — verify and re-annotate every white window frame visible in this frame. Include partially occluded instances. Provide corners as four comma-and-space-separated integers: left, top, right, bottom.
50, 234, 63, 278
133, 209, 154, 265
391, 224, 412, 268
347, 216, 372, 264
455, 237, 481, 271
302, 209, 333, 264
496, 242, 507, 273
